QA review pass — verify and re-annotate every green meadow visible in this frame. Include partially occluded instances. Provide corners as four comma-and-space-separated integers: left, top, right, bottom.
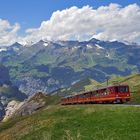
0, 105, 140, 140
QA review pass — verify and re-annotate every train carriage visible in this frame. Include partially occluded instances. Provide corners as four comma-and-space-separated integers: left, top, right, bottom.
61, 85, 130, 105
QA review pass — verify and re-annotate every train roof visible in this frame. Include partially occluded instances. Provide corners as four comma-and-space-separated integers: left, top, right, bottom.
62, 84, 129, 99
93, 84, 129, 91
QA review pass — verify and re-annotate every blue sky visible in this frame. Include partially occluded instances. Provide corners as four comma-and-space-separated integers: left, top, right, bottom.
0, 0, 140, 33
0, 0, 140, 45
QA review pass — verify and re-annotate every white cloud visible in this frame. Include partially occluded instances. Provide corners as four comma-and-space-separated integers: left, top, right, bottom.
0, 19, 20, 46
1, 3, 140, 46
23, 3, 140, 44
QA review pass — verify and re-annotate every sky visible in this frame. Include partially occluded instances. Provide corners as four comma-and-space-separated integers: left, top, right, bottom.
0, 0, 140, 45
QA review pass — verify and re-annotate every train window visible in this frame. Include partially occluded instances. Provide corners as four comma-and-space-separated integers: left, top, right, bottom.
85, 93, 90, 98
118, 87, 128, 92
115, 87, 118, 92
96, 93, 99, 97
111, 88, 114, 92
95, 94, 97, 97
91, 91, 96, 96
79, 94, 85, 98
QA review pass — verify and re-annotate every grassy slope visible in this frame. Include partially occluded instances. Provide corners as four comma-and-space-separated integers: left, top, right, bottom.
0, 105, 140, 140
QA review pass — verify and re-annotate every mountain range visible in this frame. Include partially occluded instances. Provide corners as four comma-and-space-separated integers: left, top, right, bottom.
0, 38, 140, 96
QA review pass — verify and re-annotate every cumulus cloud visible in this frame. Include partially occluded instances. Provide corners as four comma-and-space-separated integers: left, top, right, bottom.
1, 3, 140, 46
23, 3, 140, 44
0, 19, 20, 46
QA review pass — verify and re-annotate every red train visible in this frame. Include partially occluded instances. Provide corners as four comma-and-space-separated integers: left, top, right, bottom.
61, 85, 130, 105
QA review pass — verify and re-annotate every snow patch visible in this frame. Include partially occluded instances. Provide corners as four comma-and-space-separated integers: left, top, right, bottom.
71, 46, 77, 51
105, 53, 111, 58
95, 44, 104, 49
86, 44, 93, 49
0, 48, 7, 52
43, 43, 48, 47
71, 80, 80, 85
96, 52, 100, 55
71, 46, 81, 51
13, 47, 20, 51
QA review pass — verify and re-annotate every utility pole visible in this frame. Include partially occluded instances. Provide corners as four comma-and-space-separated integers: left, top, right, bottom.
106, 76, 109, 94
106, 76, 109, 86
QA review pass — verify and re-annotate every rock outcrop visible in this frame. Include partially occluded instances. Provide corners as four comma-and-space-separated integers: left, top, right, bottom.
2, 92, 47, 121
3, 100, 23, 122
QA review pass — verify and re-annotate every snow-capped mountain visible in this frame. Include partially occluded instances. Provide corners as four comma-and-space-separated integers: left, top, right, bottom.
0, 38, 140, 95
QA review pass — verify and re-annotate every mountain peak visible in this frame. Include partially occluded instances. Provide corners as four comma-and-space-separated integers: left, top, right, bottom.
11, 42, 22, 47
89, 38, 100, 43
38, 40, 45, 43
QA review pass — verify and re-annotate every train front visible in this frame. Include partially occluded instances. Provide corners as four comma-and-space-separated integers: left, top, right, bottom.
114, 85, 130, 103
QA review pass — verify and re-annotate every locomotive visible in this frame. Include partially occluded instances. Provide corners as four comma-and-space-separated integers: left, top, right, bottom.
61, 85, 130, 105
